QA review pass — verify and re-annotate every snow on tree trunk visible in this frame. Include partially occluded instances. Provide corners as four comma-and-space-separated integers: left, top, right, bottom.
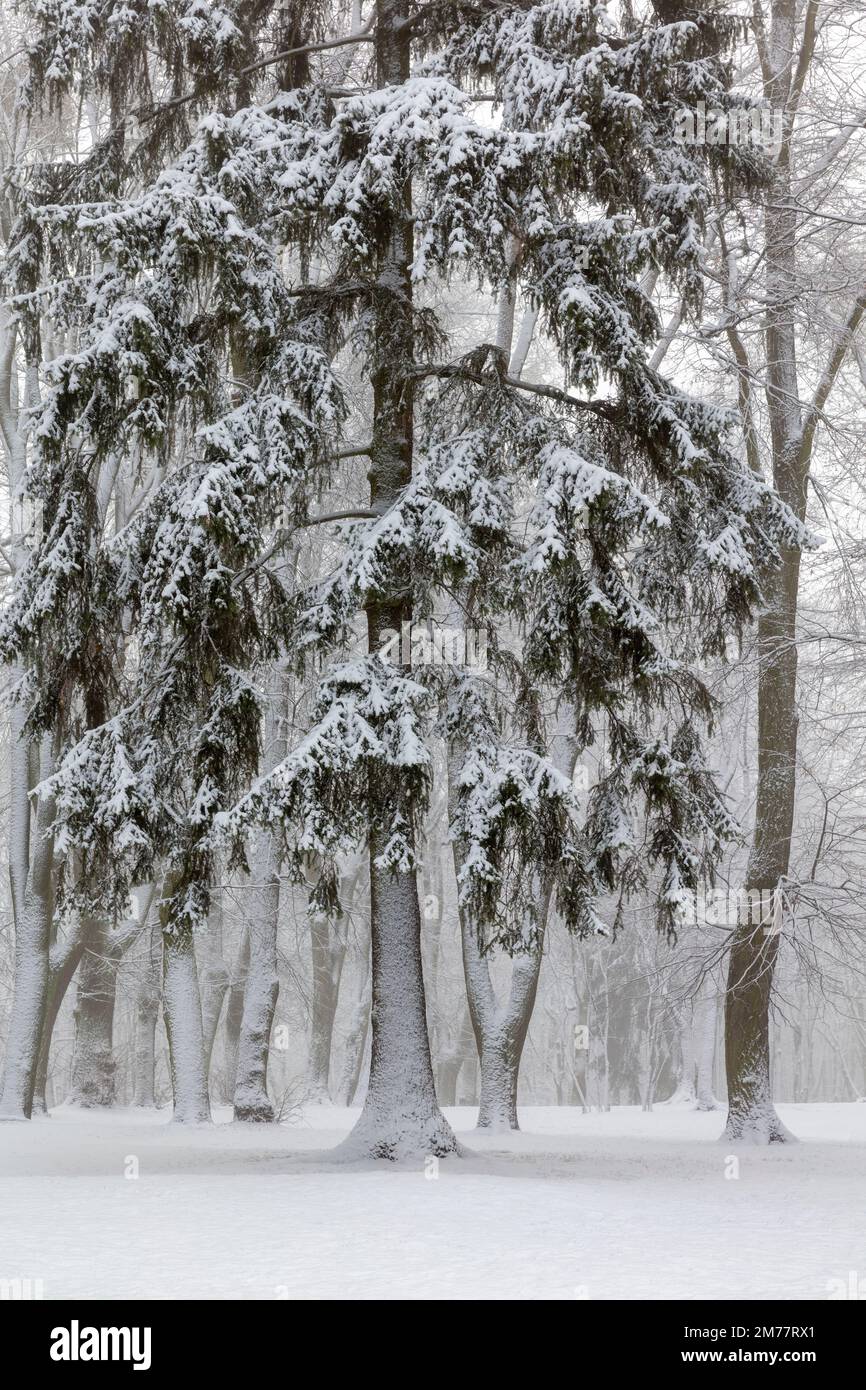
306, 906, 344, 1102
133, 918, 161, 1108
233, 841, 280, 1122
723, 2, 813, 1148
32, 920, 88, 1113
454, 716, 576, 1131
199, 895, 229, 1094
0, 736, 55, 1121
336, 942, 371, 1107
665, 1003, 697, 1105
234, 682, 288, 1121
160, 876, 210, 1124
338, 0, 457, 1161
694, 972, 720, 1111
725, 917, 791, 1143
220, 931, 248, 1105
306, 857, 359, 1102
460, 913, 542, 1132
341, 828, 458, 1158
68, 916, 120, 1108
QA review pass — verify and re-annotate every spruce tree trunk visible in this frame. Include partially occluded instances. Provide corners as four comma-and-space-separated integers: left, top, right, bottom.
0, 735, 55, 1121
161, 875, 210, 1123
68, 917, 120, 1107
341, 0, 456, 1161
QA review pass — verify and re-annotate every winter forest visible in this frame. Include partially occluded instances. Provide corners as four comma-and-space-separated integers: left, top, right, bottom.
1, 0, 865, 1306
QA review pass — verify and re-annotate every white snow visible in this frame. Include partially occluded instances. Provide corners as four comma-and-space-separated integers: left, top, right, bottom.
2, 1103, 865, 1300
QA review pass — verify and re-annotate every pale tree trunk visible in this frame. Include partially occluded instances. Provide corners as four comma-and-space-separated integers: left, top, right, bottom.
32, 927, 88, 1114
161, 873, 210, 1123
0, 735, 55, 1120
234, 681, 289, 1121
665, 1003, 697, 1104
340, 0, 457, 1160
694, 970, 720, 1111
233, 843, 280, 1121
454, 719, 577, 1130
220, 930, 248, 1104
199, 892, 229, 1087
435, 1008, 474, 1108
68, 916, 121, 1107
306, 859, 360, 1101
464, 941, 544, 1130
307, 908, 346, 1101
133, 917, 161, 1107
67, 888, 152, 1108
336, 925, 371, 1107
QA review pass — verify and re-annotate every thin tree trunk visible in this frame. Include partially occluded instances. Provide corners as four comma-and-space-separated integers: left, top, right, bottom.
199, 893, 229, 1087
336, 932, 371, 1107
220, 930, 248, 1104
133, 917, 161, 1107
306, 860, 359, 1102
694, 971, 720, 1111
161, 873, 210, 1123
234, 679, 289, 1121
665, 1003, 697, 1104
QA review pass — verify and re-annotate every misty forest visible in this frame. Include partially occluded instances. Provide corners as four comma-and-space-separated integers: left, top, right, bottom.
1, 0, 866, 1302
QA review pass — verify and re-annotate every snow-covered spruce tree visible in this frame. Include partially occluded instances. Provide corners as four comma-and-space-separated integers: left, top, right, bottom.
2, 0, 803, 1150
0, 0, 342, 1121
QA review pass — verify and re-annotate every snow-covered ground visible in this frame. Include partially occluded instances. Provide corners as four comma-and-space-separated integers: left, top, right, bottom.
2, 1103, 865, 1300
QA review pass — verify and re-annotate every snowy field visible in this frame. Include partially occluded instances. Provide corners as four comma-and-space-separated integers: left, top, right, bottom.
1, 1103, 864, 1301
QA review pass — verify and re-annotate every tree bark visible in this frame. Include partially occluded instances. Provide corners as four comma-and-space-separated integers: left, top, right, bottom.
0, 736, 55, 1120
161, 873, 210, 1123
32, 929, 87, 1114
233, 843, 280, 1121
234, 680, 290, 1121
340, 0, 457, 1162
220, 929, 248, 1104
724, 5, 802, 1142
68, 916, 120, 1107
133, 916, 161, 1107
